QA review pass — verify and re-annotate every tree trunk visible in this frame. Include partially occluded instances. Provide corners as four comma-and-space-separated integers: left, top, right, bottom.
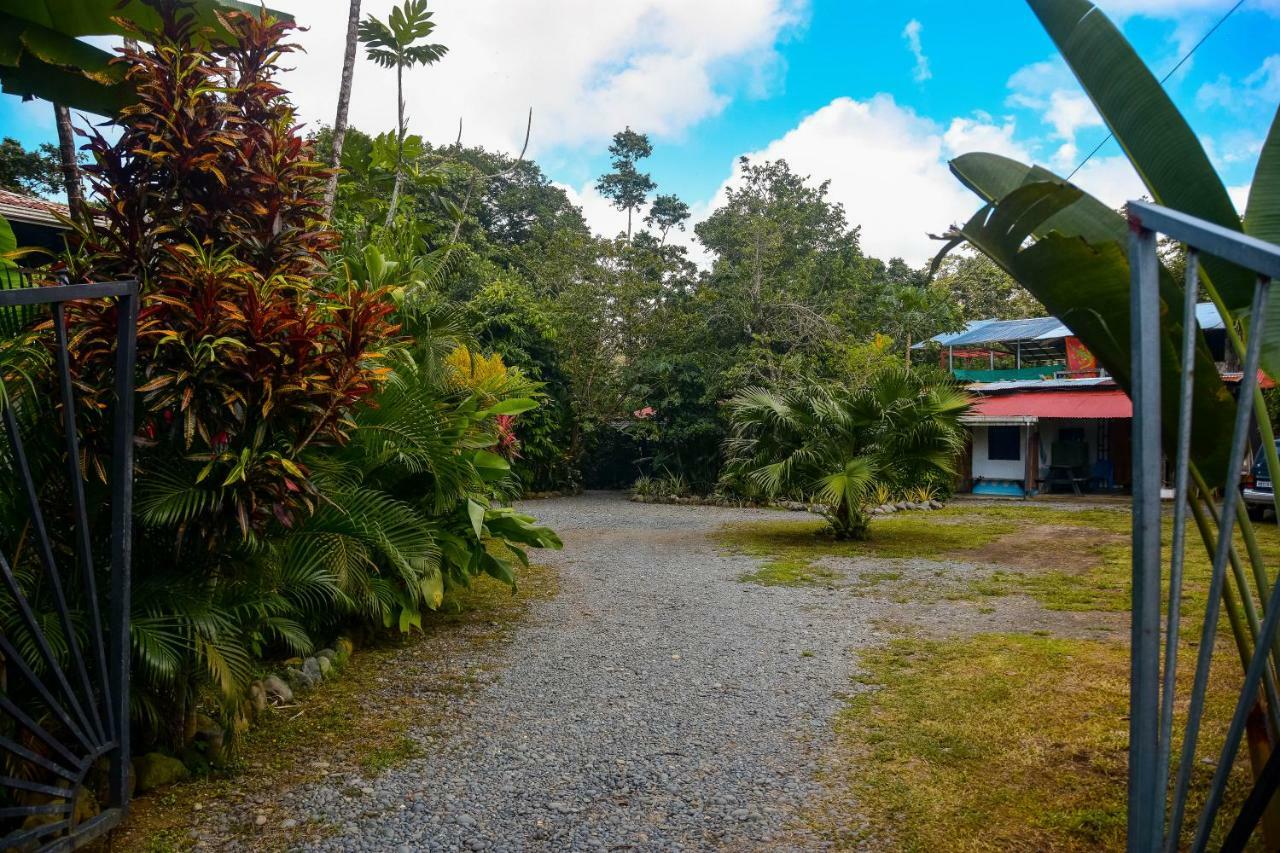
832, 499, 870, 540
53, 104, 84, 217
322, 0, 361, 222
904, 332, 912, 370
384, 64, 405, 229
626, 206, 632, 241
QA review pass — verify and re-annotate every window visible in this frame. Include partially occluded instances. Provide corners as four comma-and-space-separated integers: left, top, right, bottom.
988, 425, 1021, 461
1058, 427, 1086, 445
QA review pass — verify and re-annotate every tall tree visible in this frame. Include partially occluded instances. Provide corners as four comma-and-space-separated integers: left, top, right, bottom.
596, 127, 655, 239
323, 0, 362, 221
644, 193, 689, 245
52, 104, 83, 214
358, 0, 447, 228
0, 137, 63, 195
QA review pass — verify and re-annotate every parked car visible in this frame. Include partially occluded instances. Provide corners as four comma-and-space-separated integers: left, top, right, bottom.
1243, 440, 1280, 521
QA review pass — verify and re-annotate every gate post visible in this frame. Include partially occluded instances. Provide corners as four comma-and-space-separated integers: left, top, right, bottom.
108, 290, 137, 810
1128, 220, 1162, 852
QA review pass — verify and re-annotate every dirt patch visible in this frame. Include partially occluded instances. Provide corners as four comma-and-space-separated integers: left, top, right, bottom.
956, 523, 1125, 574
887, 595, 1128, 641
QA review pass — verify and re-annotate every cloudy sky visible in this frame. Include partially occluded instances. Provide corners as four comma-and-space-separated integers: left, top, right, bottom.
4, 0, 1279, 266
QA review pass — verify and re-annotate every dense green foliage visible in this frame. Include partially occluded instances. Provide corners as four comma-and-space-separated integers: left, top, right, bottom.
0, 5, 558, 759
722, 370, 970, 539
0, 137, 66, 196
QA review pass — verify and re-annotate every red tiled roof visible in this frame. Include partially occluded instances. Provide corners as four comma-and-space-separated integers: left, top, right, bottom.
0, 189, 71, 226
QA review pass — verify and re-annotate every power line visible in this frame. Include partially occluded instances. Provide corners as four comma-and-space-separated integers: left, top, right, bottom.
1065, 0, 1246, 181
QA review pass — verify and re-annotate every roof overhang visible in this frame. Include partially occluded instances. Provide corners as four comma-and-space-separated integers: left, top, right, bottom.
961, 415, 1039, 426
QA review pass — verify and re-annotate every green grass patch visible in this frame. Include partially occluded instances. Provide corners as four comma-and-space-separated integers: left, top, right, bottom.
807, 633, 1255, 851
720, 512, 1017, 562
724, 503, 1280, 621
360, 734, 425, 773
739, 557, 842, 587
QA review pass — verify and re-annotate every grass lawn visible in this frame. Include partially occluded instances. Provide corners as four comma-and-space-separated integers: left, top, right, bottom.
722, 500, 1272, 850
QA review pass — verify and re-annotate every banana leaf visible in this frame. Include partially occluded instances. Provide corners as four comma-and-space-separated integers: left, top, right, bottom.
0, 0, 291, 38
1027, 0, 1252, 310
0, 0, 291, 116
950, 180, 1235, 483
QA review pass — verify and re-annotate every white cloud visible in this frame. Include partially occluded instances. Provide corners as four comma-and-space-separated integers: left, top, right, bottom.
273, 0, 807, 157
1229, 184, 1252, 212
700, 95, 985, 267
1068, 155, 1147, 210
942, 113, 1030, 162
1197, 55, 1280, 112
901, 19, 931, 84
1006, 58, 1103, 171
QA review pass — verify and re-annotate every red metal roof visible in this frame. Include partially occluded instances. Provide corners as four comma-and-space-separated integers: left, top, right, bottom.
970, 388, 1132, 419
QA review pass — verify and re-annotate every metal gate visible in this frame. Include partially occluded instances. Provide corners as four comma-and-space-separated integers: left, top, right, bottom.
0, 279, 136, 850
1128, 201, 1280, 851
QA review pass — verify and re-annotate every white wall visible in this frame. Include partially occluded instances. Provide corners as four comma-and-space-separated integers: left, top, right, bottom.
970, 424, 1026, 481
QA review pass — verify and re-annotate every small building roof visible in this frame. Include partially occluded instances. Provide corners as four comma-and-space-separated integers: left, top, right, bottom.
965, 388, 1132, 421
0, 189, 72, 229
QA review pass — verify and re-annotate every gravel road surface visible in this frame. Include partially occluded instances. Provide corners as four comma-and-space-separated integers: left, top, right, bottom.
293, 492, 883, 852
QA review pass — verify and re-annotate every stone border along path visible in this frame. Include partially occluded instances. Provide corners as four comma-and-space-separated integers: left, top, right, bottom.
285, 492, 885, 851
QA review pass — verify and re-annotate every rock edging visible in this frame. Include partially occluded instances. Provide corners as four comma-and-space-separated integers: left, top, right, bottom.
629, 494, 947, 515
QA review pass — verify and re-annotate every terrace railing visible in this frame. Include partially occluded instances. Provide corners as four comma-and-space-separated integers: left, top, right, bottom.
1128, 200, 1280, 851
0, 278, 137, 850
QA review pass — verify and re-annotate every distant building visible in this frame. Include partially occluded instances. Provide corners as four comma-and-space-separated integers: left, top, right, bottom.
0, 189, 75, 253
918, 307, 1234, 497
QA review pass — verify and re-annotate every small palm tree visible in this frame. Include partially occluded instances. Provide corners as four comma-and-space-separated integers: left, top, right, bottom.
358, 0, 448, 227
723, 369, 970, 539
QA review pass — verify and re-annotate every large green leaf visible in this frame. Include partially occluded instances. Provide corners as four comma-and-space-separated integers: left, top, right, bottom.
949, 152, 1125, 245
1027, 0, 1252, 312
1247, 106, 1280, 245
954, 180, 1235, 483
0, 12, 130, 115
0, 0, 291, 116
0, 0, 291, 39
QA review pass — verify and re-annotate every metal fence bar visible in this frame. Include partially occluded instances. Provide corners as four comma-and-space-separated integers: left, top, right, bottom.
108, 287, 137, 812
53, 301, 115, 738
1169, 276, 1270, 848
1127, 201, 1280, 850
1192, 278, 1278, 849
1128, 220, 1163, 852
0, 278, 138, 851
1156, 249, 1200, 840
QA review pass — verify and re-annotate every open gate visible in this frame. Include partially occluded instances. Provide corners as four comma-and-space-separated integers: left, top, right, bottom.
0, 279, 136, 850
1128, 201, 1280, 851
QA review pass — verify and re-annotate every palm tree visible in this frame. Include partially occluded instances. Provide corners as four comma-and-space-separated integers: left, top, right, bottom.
323, 0, 362, 222
723, 369, 969, 539
358, 0, 448, 228
52, 104, 83, 216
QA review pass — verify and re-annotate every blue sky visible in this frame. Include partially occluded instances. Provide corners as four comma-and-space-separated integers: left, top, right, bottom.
3, 0, 1278, 265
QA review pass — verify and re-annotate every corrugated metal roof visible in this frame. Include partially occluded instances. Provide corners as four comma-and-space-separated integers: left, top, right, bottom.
932, 302, 1226, 348
968, 388, 1132, 419
1197, 302, 1225, 330
945, 315, 1069, 346
914, 319, 995, 349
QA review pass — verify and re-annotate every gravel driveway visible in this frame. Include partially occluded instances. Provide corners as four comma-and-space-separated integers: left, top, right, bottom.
295, 492, 885, 852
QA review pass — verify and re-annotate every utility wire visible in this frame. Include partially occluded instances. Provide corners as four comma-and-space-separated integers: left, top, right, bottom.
1065, 0, 1246, 181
